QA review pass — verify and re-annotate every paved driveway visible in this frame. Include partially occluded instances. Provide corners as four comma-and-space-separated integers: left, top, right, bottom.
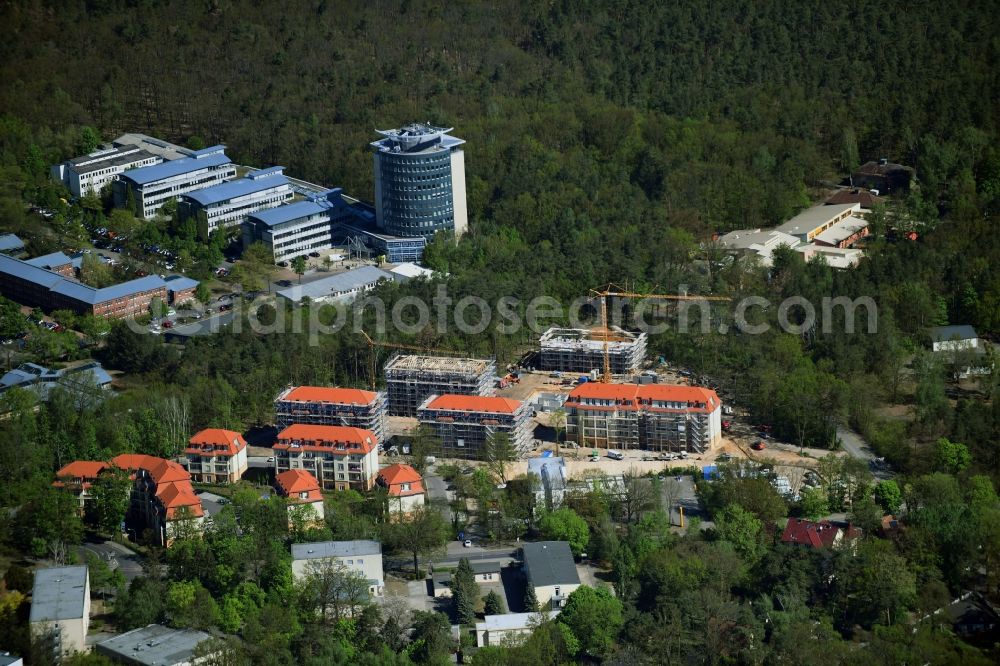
76, 539, 143, 582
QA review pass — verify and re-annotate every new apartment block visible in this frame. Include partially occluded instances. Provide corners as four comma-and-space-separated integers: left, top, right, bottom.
273, 424, 379, 492
182, 428, 248, 484
51, 145, 162, 198
417, 394, 533, 460
274, 386, 387, 442
384, 354, 496, 417
564, 382, 723, 452
372, 123, 468, 238
539, 327, 648, 376
178, 166, 293, 238
113, 146, 236, 219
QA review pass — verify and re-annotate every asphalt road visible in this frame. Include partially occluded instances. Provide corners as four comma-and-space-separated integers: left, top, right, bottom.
662, 474, 705, 526
76, 539, 143, 582
837, 425, 892, 479
166, 309, 237, 337
423, 464, 454, 524
248, 455, 274, 469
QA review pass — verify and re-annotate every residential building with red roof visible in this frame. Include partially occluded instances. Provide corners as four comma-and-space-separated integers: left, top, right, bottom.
564, 382, 723, 452
275, 469, 325, 522
417, 393, 533, 460
53, 461, 111, 512
274, 385, 386, 441
183, 428, 248, 484
376, 463, 426, 516
781, 519, 861, 551
53, 454, 204, 547
273, 424, 379, 492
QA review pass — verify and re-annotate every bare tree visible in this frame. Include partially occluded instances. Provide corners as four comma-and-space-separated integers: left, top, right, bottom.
618, 468, 657, 523
483, 431, 516, 484
301, 559, 371, 624
155, 394, 191, 459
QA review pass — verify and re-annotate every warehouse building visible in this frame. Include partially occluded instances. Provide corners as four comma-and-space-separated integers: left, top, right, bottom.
113, 145, 236, 219
372, 123, 468, 239
273, 424, 379, 492
51, 144, 162, 198
564, 382, 722, 453
178, 166, 293, 238
274, 386, 386, 442
417, 394, 533, 460
539, 327, 647, 376
275, 265, 397, 306
384, 354, 496, 417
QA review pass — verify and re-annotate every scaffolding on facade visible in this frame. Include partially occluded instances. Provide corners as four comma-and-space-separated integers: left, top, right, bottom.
538, 327, 647, 376
416, 395, 533, 460
384, 354, 496, 417
273, 386, 387, 443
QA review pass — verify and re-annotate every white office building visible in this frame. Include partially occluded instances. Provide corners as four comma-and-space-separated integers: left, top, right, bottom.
243, 188, 371, 263
51, 145, 162, 198
113, 146, 236, 219
178, 166, 293, 237
29, 566, 91, 659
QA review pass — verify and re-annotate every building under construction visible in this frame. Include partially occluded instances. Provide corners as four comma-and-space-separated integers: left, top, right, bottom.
274, 386, 387, 442
417, 394, 533, 460
564, 382, 723, 453
538, 327, 647, 376
384, 354, 496, 417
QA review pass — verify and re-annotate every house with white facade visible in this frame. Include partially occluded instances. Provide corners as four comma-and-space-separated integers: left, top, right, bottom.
29, 566, 90, 659
290, 540, 384, 596
475, 611, 559, 647
113, 146, 236, 219
52, 145, 162, 198
521, 541, 580, 610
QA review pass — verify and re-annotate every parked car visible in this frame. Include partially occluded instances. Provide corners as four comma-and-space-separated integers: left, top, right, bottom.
463, 540, 473, 548
751, 440, 766, 451
161, 320, 174, 329
309, 251, 321, 257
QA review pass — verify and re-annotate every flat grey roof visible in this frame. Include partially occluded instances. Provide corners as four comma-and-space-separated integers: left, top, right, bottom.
522, 541, 580, 588
0, 652, 23, 666
929, 325, 978, 342
29, 565, 88, 622
476, 610, 559, 632
291, 540, 381, 560
275, 266, 397, 303
68, 146, 159, 175
96, 624, 211, 666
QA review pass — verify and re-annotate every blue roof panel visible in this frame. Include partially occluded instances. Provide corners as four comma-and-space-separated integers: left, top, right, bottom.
0, 254, 64, 289
25, 251, 72, 268
183, 170, 288, 207
0, 234, 24, 252
122, 149, 231, 186
164, 275, 199, 292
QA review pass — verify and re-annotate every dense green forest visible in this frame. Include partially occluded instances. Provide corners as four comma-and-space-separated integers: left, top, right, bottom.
1, 1, 999, 664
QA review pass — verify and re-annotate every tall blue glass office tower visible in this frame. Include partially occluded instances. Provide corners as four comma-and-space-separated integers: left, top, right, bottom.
371, 123, 468, 239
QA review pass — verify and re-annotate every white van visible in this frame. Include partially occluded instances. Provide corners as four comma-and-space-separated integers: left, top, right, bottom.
608, 450, 625, 461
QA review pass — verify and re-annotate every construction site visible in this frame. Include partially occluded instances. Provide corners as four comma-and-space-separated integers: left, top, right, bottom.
538, 326, 648, 376
273, 386, 387, 442
417, 394, 534, 460
384, 354, 497, 417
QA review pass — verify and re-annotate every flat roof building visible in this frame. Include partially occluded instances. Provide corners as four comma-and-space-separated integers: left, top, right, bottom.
274, 386, 386, 442
539, 327, 648, 376
1, 361, 112, 406
96, 624, 212, 666
243, 189, 377, 263
30, 565, 90, 659
51, 145, 162, 198
775, 203, 867, 247
417, 394, 533, 460
290, 540, 384, 596
113, 146, 237, 219
275, 265, 398, 306
372, 123, 468, 239
476, 610, 559, 648
112, 134, 193, 161
178, 166, 293, 238
0, 652, 23, 666
0, 234, 25, 257
384, 354, 496, 417
339, 223, 428, 264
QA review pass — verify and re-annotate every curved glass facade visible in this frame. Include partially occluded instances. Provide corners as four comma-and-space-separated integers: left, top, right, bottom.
376, 150, 455, 238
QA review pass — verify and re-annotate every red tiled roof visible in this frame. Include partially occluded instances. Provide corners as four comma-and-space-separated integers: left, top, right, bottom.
825, 189, 884, 209
275, 469, 323, 502
568, 383, 640, 401
275, 424, 377, 454
566, 382, 721, 414
147, 458, 190, 485
281, 386, 378, 405
378, 464, 425, 497
187, 428, 247, 456
155, 482, 204, 518
109, 453, 203, 521
423, 394, 523, 414
780, 519, 859, 549
111, 453, 160, 471
56, 461, 109, 480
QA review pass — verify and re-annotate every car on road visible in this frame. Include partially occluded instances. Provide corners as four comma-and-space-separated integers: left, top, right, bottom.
277, 261, 288, 267
266, 456, 275, 462
751, 441, 766, 451
463, 540, 473, 548
309, 251, 321, 257
216, 498, 229, 505
161, 320, 174, 329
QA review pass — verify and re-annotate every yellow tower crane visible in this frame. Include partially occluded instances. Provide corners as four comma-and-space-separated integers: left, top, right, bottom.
588, 286, 732, 383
